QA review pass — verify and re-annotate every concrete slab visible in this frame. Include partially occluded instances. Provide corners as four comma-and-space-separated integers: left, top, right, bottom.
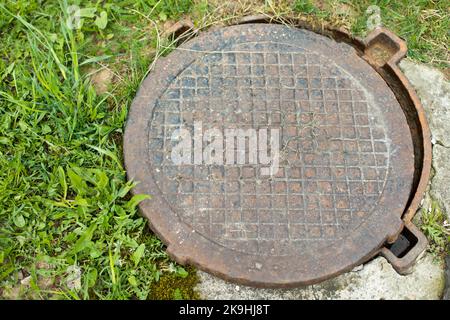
196, 254, 445, 300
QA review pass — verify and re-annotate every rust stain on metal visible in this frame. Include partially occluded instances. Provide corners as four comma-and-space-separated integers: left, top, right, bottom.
124, 21, 431, 287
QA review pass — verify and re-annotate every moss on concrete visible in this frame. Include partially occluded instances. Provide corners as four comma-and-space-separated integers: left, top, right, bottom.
149, 266, 200, 300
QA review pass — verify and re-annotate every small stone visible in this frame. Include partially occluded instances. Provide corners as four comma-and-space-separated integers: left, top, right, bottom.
20, 276, 31, 286
66, 265, 82, 291
351, 265, 364, 272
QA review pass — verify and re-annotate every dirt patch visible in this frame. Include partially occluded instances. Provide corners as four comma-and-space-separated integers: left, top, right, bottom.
90, 68, 113, 94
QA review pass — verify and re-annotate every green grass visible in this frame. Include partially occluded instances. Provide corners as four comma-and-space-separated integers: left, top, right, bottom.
0, 0, 448, 299
0, 0, 200, 300
291, 0, 449, 67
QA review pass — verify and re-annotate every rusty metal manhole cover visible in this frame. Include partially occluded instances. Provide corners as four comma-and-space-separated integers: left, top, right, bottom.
124, 23, 431, 287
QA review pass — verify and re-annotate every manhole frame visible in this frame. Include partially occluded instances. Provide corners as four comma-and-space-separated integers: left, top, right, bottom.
123, 17, 431, 288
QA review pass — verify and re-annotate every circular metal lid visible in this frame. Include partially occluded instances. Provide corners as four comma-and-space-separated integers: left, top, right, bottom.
124, 24, 414, 287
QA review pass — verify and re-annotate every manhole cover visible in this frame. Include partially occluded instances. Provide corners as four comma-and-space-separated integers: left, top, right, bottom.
124, 23, 430, 287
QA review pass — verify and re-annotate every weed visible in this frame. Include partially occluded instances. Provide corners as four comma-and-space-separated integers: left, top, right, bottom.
420, 201, 450, 256
293, 0, 321, 15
